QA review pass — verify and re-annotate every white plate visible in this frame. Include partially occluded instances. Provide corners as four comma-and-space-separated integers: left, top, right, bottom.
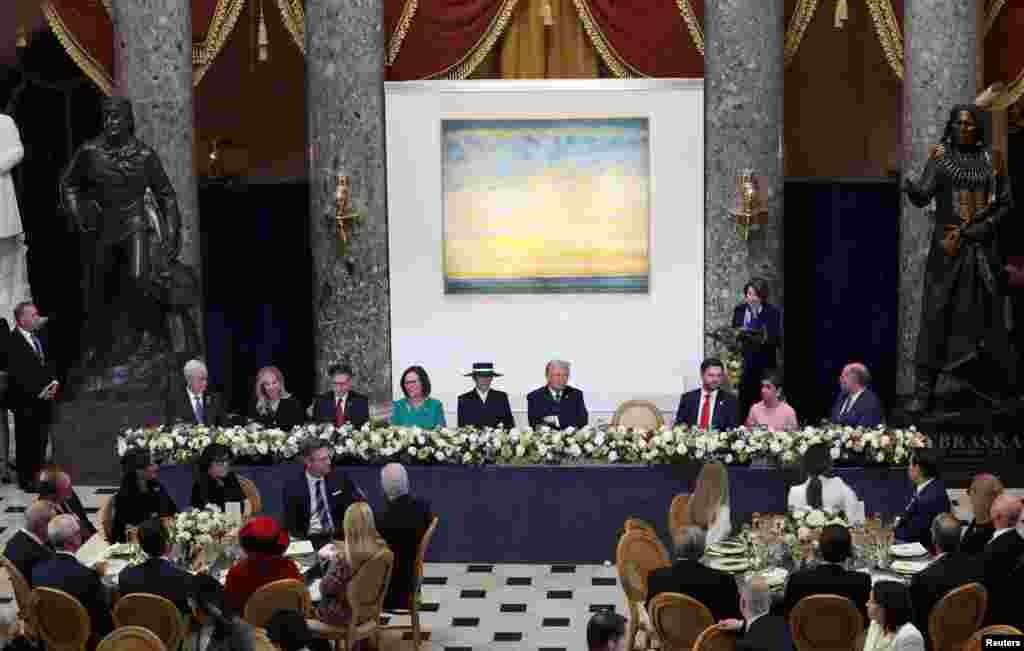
890, 543, 928, 558
707, 542, 747, 556
890, 560, 930, 575
705, 557, 751, 573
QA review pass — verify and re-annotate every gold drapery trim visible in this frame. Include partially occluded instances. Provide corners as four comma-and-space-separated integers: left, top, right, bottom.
387, 0, 418, 66
784, 0, 818, 68
193, 0, 248, 86
43, 0, 114, 95
991, 69, 1024, 111
429, 0, 521, 79
100, 0, 111, 15
865, 0, 904, 80
571, 0, 645, 78
275, 0, 305, 54
984, 0, 1008, 38
675, 0, 704, 57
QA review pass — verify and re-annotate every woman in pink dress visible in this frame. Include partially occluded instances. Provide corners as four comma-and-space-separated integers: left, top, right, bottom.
744, 371, 798, 431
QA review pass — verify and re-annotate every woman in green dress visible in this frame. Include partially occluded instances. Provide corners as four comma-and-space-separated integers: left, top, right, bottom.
392, 365, 446, 429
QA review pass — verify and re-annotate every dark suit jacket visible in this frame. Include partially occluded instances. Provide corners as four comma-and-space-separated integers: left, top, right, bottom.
737, 614, 792, 651
781, 562, 871, 622
312, 391, 370, 429
48, 492, 98, 540
248, 395, 305, 430
977, 530, 1024, 626
457, 389, 515, 429
118, 557, 196, 613
526, 385, 588, 430
647, 559, 741, 622
5, 328, 57, 410
674, 388, 741, 430
894, 479, 951, 549
191, 472, 245, 510
909, 553, 981, 635
164, 388, 227, 427
377, 494, 433, 610
32, 552, 114, 645
281, 471, 363, 539
3, 530, 53, 586
960, 519, 995, 555
731, 303, 782, 367
829, 388, 884, 427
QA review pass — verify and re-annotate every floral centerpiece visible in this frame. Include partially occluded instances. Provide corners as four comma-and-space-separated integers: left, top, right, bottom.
169, 505, 239, 568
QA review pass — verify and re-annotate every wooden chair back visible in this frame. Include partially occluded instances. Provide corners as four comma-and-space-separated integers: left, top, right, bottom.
112, 593, 186, 651
99, 495, 116, 541
414, 516, 439, 595
928, 582, 987, 651
237, 476, 262, 516
624, 518, 658, 536
692, 622, 739, 651
669, 494, 691, 534
347, 547, 394, 629
31, 586, 91, 651
962, 625, 1024, 651
648, 592, 714, 651
0, 554, 37, 639
789, 594, 864, 651
611, 400, 665, 429
616, 529, 669, 603
243, 579, 311, 629
97, 626, 168, 651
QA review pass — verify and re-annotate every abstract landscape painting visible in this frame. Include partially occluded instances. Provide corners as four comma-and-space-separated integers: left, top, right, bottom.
442, 117, 650, 294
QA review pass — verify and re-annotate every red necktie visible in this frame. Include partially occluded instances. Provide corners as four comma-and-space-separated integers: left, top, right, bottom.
335, 398, 346, 427
699, 392, 711, 430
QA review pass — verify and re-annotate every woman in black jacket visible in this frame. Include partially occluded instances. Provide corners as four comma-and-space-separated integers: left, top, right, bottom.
248, 366, 304, 430
191, 443, 245, 510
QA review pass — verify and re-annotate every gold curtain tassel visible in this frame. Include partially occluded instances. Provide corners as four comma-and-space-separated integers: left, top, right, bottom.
541, 0, 554, 26
834, 0, 848, 29
257, 5, 269, 61
16, 26, 28, 49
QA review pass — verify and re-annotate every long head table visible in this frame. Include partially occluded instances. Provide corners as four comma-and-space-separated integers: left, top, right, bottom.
156, 463, 915, 563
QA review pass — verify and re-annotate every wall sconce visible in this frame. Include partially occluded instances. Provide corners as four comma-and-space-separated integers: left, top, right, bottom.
731, 169, 768, 241
16, 27, 29, 49
330, 172, 361, 260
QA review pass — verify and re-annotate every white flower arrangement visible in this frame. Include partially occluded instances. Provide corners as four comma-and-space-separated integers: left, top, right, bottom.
171, 505, 237, 548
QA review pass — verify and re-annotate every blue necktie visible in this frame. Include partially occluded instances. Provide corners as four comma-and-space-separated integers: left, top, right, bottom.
30, 334, 44, 361
316, 480, 334, 532
194, 396, 206, 424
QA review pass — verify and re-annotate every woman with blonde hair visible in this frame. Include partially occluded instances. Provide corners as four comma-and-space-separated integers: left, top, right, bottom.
318, 503, 390, 630
687, 462, 731, 544
248, 366, 305, 429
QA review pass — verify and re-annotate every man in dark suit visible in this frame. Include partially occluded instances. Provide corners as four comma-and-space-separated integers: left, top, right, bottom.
118, 518, 195, 613
977, 494, 1024, 626
165, 358, 226, 426
829, 362, 884, 427
526, 360, 588, 430
37, 468, 97, 540
377, 463, 433, 610
312, 363, 370, 429
282, 439, 363, 550
674, 358, 741, 430
721, 576, 791, 651
32, 514, 114, 648
3, 500, 55, 586
895, 448, 951, 549
782, 524, 870, 621
909, 513, 981, 636
457, 362, 515, 429
6, 302, 58, 490
647, 526, 740, 621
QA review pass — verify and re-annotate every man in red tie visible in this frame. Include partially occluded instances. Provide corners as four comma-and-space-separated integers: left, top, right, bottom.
311, 363, 370, 429
673, 358, 741, 430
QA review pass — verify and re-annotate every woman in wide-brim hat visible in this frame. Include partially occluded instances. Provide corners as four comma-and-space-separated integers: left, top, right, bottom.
457, 362, 515, 429
224, 516, 302, 613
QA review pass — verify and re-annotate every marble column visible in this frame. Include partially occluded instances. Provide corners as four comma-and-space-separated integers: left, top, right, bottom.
897, 0, 977, 397
704, 0, 785, 355
306, 0, 391, 405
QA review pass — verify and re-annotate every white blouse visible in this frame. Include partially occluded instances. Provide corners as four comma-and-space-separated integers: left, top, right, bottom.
862, 621, 925, 651
788, 476, 859, 519
707, 504, 732, 545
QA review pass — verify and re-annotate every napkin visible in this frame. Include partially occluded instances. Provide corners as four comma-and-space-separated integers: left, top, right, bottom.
759, 567, 788, 586
891, 560, 931, 574
308, 578, 322, 602
891, 542, 928, 557
285, 540, 315, 556
75, 533, 111, 568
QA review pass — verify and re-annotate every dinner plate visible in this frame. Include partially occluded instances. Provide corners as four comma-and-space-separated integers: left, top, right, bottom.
707, 541, 747, 556
890, 560, 930, 575
890, 543, 929, 558
705, 557, 751, 573
105, 543, 135, 558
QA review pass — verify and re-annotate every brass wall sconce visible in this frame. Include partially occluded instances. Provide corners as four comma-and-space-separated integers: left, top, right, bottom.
331, 172, 361, 259
731, 169, 768, 241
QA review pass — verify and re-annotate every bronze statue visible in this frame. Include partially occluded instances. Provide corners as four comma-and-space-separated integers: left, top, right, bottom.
902, 105, 1016, 412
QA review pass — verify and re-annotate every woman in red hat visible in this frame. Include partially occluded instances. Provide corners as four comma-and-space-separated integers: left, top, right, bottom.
224, 516, 302, 614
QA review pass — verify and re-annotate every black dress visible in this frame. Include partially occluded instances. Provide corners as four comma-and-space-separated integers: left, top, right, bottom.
191, 472, 246, 510
731, 302, 782, 418
112, 480, 178, 543
248, 395, 305, 430
960, 519, 995, 554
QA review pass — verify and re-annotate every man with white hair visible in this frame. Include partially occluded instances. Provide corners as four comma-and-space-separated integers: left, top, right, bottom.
376, 463, 432, 610
37, 467, 96, 539
165, 358, 226, 425
720, 577, 790, 651
3, 500, 55, 585
526, 360, 588, 430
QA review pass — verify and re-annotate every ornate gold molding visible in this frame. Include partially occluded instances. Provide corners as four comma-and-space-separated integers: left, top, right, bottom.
43, 0, 115, 95
675, 0, 704, 57
431, 0, 521, 80
984, 0, 1008, 38
784, 0, 818, 68
865, 0, 904, 80
387, 0, 418, 66
275, 0, 305, 55
193, 0, 248, 86
571, 0, 645, 78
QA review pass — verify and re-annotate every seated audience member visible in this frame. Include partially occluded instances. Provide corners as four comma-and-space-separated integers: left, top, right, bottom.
312, 364, 370, 430
960, 473, 1003, 554
32, 515, 114, 648
457, 362, 515, 429
978, 494, 1024, 626
376, 463, 432, 610
864, 581, 925, 651
249, 366, 305, 430
782, 524, 870, 621
586, 611, 628, 651
688, 462, 732, 545
744, 371, 798, 431
318, 502, 390, 628
647, 526, 740, 621
909, 514, 980, 635
224, 516, 302, 615
720, 577, 791, 651
118, 518, 195, 613
192, 443, 245, 510
788, 443, 859, 519
282, 439, 362, 550
674, 358, 741, 430
194, 573, 271, 651
391, 366, 446, 430
166, 359, 227, 426
526, 359, 588, 430
894, 448, 950, 549
830, 362, 884, 427
37, 467, 97, 539
112, 448, 178, 543
3, 500, 55, 585
265, 610, 314, 651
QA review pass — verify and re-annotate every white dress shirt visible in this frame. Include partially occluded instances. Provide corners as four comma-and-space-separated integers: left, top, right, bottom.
787, 476, 859, 518
306, 472, 329, 534
187, 389, 205, 422
335, 393, 348, 413
698, 389, 719, 425
863, 621, 925, 651
839, 388, 864, 415
476, 389, 489, 402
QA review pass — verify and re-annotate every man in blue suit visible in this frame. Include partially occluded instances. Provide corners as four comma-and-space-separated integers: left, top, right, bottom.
526, 360, 588, 430
118, 518, 195, 613
895, 448, 951, 549
674, 358, 741, 430
829, 362, 884, 427
457, 362, 515, 429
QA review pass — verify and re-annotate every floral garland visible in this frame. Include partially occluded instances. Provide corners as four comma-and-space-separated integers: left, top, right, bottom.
118, 423, 933, 468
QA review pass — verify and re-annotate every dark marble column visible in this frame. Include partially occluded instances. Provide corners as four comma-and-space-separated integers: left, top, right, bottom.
898, 0, 977, 397
704, 0, 785, 355
307, 0, 391, 405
